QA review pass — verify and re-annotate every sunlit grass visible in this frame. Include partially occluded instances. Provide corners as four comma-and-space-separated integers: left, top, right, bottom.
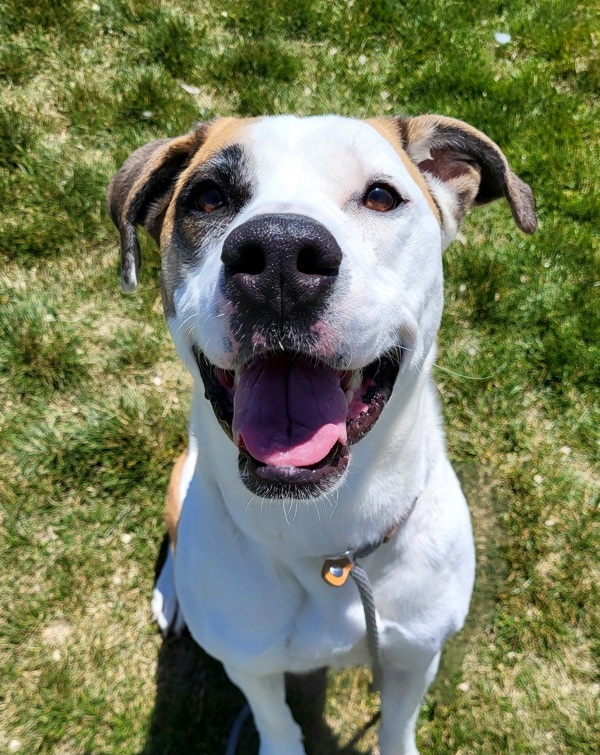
1, 0, 597, 753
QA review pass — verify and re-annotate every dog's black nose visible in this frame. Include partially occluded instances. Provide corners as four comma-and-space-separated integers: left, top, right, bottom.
221, 213, 342, 322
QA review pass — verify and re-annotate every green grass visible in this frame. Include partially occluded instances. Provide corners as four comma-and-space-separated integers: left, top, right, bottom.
0, 0, 598, 753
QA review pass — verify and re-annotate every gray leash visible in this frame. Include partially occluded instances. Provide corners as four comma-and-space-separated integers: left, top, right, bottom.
322, 497, 419, 693
224, 702, 251, 755
349, 552, 384, 692
322, 535, 389, 694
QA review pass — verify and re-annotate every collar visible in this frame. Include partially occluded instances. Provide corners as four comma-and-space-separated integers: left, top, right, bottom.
321, 495, 419, 587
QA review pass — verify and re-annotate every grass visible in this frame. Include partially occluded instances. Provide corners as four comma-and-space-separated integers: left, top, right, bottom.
0, 0, 598, 753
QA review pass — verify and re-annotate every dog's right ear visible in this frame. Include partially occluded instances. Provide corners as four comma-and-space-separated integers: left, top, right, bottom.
107, 125, 207, 292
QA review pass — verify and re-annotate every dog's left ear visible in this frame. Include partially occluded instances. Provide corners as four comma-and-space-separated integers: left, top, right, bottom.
396, 115, 537, 236
107, 124, 207, 292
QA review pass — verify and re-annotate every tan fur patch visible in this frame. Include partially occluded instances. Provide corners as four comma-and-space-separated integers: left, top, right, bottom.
187, 117, 259, 173
166, 451, 187, 550
161, 117, 259, 243
365, 117, 442, 225
159, 201, 176, 246
447, 169, 481, 218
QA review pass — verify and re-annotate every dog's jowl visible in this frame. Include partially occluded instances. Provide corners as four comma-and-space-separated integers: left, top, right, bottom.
108, 114, 536, 755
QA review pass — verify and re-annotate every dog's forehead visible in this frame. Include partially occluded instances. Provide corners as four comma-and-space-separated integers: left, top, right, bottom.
248, 116, 388, 177
187, 116, 421, 190
245, 115, 420, 191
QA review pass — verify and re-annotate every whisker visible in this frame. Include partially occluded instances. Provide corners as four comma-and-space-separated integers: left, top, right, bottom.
433, 363, 495, 381
245, 494, 258, 515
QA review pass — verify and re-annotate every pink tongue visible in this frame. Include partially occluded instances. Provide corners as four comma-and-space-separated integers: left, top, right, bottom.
232, 355, 348, 467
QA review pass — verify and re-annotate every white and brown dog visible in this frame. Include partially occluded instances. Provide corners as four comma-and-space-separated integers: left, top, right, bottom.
108, 115, 536, 755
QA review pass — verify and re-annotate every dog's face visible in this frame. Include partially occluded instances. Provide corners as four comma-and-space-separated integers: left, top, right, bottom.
108, 115, 536, 499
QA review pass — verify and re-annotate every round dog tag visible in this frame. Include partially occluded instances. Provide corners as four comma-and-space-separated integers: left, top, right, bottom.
322, 556, 353, 587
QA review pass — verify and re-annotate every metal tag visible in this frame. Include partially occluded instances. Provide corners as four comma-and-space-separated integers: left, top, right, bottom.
322, 555, 353, 587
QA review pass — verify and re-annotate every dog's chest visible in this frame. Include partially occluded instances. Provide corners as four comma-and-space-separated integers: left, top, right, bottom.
174, 480, 371, 674
176, 563, 369, 676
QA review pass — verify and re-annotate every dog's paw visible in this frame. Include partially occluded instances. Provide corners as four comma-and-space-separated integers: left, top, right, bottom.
151, 585, 185, 636
151, 550, 186, 636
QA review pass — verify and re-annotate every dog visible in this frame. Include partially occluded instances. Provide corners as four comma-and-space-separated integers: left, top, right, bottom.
107, 114, 536, 755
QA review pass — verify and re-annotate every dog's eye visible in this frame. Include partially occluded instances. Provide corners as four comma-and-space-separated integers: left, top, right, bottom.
363, 184, 401, 213
195, 183, 225, 213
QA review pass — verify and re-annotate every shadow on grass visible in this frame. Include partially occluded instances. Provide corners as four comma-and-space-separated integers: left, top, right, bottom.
132, 536, 375, 755
138, 633, 376, 755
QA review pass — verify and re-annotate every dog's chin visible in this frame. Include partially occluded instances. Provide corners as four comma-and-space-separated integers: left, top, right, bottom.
192, 345, 401, 500
237, 440, 350, 499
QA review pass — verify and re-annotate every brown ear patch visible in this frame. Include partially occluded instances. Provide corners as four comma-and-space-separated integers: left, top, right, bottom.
107, 124, 209, 291
107, 138, 172, 233
418, 148, 479, 183
397, 115, 537, 234
417, 147, 482, 224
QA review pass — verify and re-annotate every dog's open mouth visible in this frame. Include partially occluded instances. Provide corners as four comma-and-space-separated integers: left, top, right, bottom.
193, 347, 400, 498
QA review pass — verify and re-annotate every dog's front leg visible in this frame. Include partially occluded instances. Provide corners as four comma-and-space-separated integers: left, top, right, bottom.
377, 651, 441, 755
225, 666, 305, 755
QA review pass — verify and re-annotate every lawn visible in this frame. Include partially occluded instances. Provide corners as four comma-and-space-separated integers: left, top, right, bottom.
0, 0, 598, 753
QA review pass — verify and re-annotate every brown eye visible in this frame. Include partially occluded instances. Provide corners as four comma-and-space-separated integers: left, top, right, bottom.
363, 184, 401, 212
195, 183, 225, 213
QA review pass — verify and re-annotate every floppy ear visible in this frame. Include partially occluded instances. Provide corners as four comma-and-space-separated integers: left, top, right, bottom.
396, 115, 537, 236
107, 124, 207, 292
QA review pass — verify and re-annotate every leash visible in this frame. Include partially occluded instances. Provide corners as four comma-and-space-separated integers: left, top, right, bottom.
321, 496, 419, 692
224, 702, 251, 755
225, 497, 419, 753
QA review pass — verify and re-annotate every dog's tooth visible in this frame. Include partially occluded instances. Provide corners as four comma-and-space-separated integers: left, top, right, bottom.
233, 363, 247, 387
345, 389, 354, 404
349, 371, 362, 391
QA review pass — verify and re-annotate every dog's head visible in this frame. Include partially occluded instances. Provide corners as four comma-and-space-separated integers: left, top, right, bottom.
108, 115, 536, 499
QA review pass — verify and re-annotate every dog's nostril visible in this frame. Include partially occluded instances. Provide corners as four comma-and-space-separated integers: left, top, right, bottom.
297, 244, 339, 277
226, 242, 266, 276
